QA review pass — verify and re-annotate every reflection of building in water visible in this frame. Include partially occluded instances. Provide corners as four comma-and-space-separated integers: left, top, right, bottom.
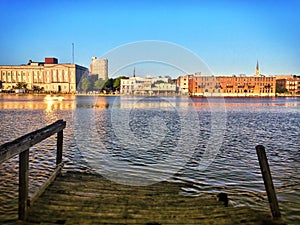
0, 96, 76, 110
276, 75, 300, 95
120, 76, 176, 95
0, 57, 88, 93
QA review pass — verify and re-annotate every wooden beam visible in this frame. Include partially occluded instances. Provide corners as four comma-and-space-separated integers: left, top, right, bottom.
18, 149, 29, 220
29, 163, 64, 206
0, 120, 66, 164
56, 130, 63, 165
256, 145, 281, 218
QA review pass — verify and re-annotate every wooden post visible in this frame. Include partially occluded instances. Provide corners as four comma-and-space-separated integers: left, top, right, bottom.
19, 149, 29, 220
56, 130, 63, 165
256, 145, 281, 218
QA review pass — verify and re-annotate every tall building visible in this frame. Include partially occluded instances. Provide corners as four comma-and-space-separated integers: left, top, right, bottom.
0, 58, 88, 93
90, 57, 108, 80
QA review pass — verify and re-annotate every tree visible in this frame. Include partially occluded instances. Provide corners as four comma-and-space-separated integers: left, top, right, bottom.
80, 77, 91, 93
15, 82, 27, 89
276, 84, 288, 93
103, 78, 114, 92
94, 79, 106, 91
113, 76, 128, 90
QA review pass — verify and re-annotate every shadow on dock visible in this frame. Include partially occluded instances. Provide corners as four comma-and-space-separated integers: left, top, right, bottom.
18, 171, 285, 225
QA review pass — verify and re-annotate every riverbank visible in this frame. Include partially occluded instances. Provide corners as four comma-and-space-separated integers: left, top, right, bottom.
1, 92, 299, 97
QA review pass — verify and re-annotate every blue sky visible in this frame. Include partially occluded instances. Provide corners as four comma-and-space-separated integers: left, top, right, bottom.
1, 0, 299, 77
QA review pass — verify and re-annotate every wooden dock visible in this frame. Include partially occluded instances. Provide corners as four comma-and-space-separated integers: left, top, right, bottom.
0, 120, 285, 225
19, 171, 284, 225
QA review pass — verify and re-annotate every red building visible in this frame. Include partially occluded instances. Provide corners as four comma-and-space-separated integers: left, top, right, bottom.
184, 75, 276, 97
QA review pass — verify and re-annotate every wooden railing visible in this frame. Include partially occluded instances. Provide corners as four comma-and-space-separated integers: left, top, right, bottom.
0, 120, 66, 220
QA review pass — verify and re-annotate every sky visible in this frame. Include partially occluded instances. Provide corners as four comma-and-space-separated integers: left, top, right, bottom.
0, 0, 299, 78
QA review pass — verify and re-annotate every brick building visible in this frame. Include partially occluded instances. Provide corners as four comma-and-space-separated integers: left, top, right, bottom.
183, 74, 276, 97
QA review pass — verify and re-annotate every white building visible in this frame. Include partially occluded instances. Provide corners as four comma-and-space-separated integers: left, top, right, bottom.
120, 77, 176, 95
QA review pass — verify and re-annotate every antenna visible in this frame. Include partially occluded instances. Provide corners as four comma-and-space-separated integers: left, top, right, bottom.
72, 43, 74, 64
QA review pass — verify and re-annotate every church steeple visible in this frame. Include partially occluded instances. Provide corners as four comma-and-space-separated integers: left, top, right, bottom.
133, 67, 136, 77
255, 60, 260, 76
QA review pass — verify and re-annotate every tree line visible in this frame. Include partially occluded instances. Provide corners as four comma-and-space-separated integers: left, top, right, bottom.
78, 76, 128, 93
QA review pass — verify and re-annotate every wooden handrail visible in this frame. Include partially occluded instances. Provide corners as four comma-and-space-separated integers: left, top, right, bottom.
0, 120, 66, 164
0, 120, 66, 220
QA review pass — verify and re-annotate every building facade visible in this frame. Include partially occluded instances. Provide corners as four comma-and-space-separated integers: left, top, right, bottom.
120, 77, 176, 95
184, 74, 276, 97
176, 75, 192, 94
276, 75, 300, 95
90, 57, 108, 80
0, 58, 88, 93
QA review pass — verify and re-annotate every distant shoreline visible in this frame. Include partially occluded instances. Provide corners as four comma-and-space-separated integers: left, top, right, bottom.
0, 93, 299, 98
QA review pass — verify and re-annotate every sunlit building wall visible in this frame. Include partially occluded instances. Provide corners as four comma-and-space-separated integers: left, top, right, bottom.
186, 75, 276, 96
276, 75, 300, 95
176, 75, 192, 95
120, 77, 176, 95
90, 57, 108, 80
0, 58, 88, 93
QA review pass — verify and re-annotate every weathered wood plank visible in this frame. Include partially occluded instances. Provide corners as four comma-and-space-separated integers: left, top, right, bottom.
0, 120, 66, 164
21, 172, 285, 225
0, 120, 66, 222
256, 145, 281, 218
56, 130, 63, 165
29, 163, 63, 206
18, 149, 29, 220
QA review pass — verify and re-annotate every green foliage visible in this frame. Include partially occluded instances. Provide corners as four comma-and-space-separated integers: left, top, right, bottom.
103, 78, 114, 92
80, 76, 128, 93
94, 79, 106, 91
276, 84, 288, 93
80, 77, 91, 92
15, 82, 27, 89
113, 76, 128, 90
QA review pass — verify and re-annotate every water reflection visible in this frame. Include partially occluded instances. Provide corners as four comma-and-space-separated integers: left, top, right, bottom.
0, 95, 76, 110
0, 95, 299, 224
75, 96, 110, 109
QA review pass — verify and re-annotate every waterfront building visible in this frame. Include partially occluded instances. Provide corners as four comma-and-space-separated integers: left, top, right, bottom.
276, 75, 300, 95
176, 75, 193, 95
120, 76, 176, 95
90, 57, 108, 80
0, 58, 88, 93
186, 74, 276, 97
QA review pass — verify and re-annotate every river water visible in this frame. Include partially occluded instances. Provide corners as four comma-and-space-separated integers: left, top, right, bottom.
0, 95, 299, 224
